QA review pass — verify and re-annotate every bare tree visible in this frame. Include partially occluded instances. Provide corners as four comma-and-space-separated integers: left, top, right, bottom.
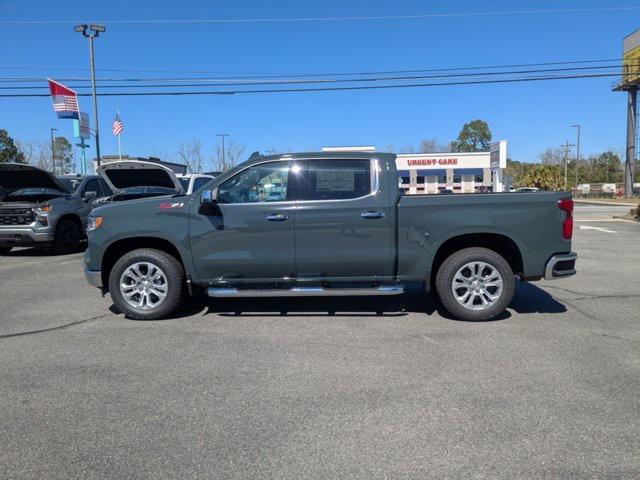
214, 141, 245, 172
15, 140, 36, 164
419, 138, 447, 153
539, 147, 564, 166
17, 140, 54, 170
177, 139, 205, 173
398, 144, 415, 154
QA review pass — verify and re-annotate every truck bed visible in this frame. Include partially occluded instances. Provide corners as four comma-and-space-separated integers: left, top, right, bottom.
396, 192, 572, 282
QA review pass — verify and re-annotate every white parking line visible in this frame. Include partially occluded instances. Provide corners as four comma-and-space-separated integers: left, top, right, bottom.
579, 225, 618, 233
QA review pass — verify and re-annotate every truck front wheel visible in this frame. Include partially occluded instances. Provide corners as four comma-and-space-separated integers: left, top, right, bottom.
52, 218, 82, 254
108, 248, 184, 320
435, 247, 515, 321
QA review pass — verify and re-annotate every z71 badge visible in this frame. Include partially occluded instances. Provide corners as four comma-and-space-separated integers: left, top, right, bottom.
158, 202, 184, 209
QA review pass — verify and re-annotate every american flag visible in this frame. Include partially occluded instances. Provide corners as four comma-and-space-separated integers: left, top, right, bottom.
47, 79, 79, 119
112, 113, 124, 136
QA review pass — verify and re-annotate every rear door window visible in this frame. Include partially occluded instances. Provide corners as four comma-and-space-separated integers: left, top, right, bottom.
305, 159, 371, 201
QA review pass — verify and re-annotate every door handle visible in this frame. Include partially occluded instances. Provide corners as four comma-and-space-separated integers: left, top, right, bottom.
266, 213, 289, 222
360, 210, 385, 219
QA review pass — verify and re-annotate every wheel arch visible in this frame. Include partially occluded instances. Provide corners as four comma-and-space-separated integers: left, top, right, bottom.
55, 213, 83, 234
100, 236, 186, 291
427, 233, 523, 292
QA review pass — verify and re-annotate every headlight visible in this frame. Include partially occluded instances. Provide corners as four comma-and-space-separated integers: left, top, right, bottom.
87, 216, 103, 233
35, 204, 53, 214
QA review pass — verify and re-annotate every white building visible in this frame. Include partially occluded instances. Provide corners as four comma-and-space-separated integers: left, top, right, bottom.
396, 141, 507, 194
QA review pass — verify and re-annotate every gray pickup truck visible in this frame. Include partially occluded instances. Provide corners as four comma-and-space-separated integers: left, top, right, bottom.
0, 163, 110, 254
84, 151, 577, 321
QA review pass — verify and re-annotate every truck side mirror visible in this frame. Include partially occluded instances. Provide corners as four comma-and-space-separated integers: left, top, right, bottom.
201, 188, 218, 204
199, 188, 221, 216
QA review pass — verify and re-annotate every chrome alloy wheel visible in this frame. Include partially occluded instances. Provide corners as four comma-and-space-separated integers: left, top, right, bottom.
119, 262, 168, 310
451, 261, 504, 311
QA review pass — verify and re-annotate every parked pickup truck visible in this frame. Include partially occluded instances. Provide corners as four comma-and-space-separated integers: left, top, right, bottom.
84, 151, 577, 321
0, 163, 111, 254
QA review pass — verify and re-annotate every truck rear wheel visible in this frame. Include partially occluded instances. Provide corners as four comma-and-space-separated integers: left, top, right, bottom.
108, 248, 184, 320
435, 247, 515, 321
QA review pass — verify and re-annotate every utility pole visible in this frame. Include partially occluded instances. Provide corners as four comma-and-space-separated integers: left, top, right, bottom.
216, 133, 229, 171
571, 124, 581, 188
75, 24, 105, 167
560, 141, 575, 191
625, 87, 637, 197
50, 128, 57, 174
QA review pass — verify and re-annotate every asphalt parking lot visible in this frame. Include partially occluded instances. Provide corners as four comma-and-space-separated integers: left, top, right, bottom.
1, 207, 639, 479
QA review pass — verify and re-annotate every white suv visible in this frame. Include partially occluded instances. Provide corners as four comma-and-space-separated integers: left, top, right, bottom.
176, 174, 216, 194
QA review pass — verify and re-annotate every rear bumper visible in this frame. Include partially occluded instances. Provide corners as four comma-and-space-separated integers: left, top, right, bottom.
84, 267, 103, 288
544, 252, 577, 280
0, 227, 54, 246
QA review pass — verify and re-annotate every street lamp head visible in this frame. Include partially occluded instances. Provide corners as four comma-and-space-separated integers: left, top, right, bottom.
74, 24, 88, 36
89, 24, 106, 35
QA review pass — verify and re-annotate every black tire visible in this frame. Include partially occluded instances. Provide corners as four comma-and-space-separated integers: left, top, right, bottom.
0, 246, 12, 255
435, 247, 515, 321
52, 218, 82, 254
108, 248, 184, 320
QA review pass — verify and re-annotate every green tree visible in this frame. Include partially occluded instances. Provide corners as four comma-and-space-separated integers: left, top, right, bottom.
522, 164, 562, 190
505, 158, 533, 188
52, 136, 74, 174
589, 151, 622, 183
0, 129, 25, 163
450, 119, 492, 152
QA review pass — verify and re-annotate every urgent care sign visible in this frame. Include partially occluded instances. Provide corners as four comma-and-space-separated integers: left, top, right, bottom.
395, 151, 491, 170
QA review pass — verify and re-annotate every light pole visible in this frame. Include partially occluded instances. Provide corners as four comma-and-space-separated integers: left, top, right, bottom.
216, 133, 229, 171
50, 128, 58, 174
75, 24, 105, 167
572, 124, 581, 189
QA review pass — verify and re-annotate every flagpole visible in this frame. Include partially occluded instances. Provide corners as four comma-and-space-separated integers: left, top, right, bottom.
118, 133, 122, 161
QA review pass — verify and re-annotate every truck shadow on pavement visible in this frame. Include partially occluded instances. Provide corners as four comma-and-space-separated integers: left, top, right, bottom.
3, 244, 87, 257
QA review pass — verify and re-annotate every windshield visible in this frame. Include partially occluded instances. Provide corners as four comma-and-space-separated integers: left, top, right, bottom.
2, 188, 67, 201
111, 186, 176, 201
57, 177, 83, 192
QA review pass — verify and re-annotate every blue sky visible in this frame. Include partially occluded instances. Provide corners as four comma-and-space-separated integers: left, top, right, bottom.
1, 0, 638, 168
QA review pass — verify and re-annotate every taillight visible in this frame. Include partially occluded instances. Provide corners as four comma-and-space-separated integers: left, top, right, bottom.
558, 198, 574, 240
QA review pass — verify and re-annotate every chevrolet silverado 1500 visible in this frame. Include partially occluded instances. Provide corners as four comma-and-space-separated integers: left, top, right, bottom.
84, 151, 577, 321
0, 163, 111, 254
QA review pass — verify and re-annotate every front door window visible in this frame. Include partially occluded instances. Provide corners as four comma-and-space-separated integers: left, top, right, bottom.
218, 162, 296, 204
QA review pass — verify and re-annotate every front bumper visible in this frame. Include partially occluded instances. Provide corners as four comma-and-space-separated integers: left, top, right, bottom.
544, 252, 577, 280
84, 267, 103, 288
0, 227, 55, 246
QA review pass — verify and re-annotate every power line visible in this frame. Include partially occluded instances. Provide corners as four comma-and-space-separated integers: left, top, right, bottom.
0, 64, 630, 90
0, 58, 625, 82
2, 6, 639, 25
0, 72, 632, 98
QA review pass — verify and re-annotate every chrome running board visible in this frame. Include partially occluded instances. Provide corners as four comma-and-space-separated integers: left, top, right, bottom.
206, 286, 404, 298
